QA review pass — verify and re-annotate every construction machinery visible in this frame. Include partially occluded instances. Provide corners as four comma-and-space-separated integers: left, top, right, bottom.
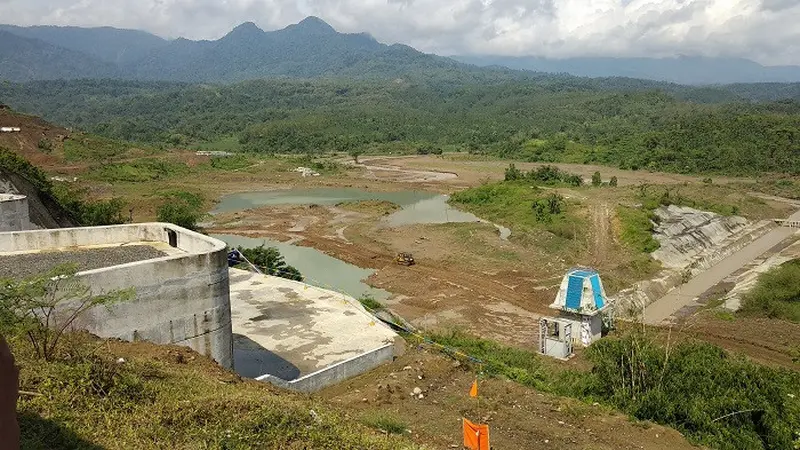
395, 252, 415, 266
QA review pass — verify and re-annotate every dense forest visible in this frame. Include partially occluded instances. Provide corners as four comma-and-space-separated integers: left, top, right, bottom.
1, 78, 800, 176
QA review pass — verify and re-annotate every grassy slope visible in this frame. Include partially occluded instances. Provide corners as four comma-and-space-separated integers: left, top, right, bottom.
740, 259, 800, 322
13, 334, 418, 450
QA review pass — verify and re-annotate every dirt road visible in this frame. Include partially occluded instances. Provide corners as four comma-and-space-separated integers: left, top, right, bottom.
644, 208, 800, 325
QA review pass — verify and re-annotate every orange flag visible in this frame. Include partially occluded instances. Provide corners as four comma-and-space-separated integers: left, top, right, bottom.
469, 379, 478, 398
463, 418, 490, 450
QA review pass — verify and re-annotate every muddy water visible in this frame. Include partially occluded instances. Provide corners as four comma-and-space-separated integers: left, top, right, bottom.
213, 187, 511, 237
211, 233, 392, 301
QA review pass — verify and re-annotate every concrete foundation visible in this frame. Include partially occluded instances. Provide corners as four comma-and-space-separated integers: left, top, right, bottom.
0, 193, 30, 232
228, 268, 401, 392
0, 223, 233, 369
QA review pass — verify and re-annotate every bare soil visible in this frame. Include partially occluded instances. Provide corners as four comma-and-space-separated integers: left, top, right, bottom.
321, 347, 695, 450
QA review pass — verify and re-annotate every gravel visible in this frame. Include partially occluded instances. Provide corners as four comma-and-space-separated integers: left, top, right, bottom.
0, 245, 167, 279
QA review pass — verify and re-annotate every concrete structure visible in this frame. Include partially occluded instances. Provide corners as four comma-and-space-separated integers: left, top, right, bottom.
539, 317, 573, 359
548, 268, 609, 347
613, 205, 775, 319
0, 194, 30, 232
0, 223, 233, 368
228, 268, 401, 392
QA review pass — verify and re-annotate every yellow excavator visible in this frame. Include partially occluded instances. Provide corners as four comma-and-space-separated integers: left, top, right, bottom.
395, 252, 415, 266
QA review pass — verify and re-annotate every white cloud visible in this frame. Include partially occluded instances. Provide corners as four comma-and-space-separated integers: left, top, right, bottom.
1, 0, 799, 65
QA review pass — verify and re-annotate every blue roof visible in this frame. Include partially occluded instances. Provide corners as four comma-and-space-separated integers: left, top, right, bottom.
569, 269, 597, 278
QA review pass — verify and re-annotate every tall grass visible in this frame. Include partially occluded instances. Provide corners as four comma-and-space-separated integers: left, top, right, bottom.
739, 259, 800, 322
617, 205, 661, 253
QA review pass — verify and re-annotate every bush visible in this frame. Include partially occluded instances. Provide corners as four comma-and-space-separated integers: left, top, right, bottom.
0, 265, 133, 361
532, 193, 564, 222
37, 138, 53, 153
592, 171, 602, 186
584, 333, 800, 449
416, 144, 443, 155
51, 184, 126, 226
157, 202, 202, 231
609, 176, 618, 187
501, 164, 583, 186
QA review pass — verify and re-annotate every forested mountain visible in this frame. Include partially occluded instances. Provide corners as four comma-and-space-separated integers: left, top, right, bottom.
0, 24, 167, 65
0, 17, 514, 83
125, 18, 480, 82
0, 31, 120, 81
2, 78, 798, 176
453, 55, 800, 85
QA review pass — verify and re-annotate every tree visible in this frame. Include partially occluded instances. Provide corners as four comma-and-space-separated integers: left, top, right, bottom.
592, 171, 602, 187
348, 149, 363, 164
157, 201, 202, 231
609, 176, 618, 187
504, 163, 523, 181
236, 245, 303, 281
0, 265, 133, 361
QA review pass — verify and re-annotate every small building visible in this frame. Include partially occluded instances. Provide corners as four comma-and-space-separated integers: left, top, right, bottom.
543, 268, 610, 351
0, 127, 21, 133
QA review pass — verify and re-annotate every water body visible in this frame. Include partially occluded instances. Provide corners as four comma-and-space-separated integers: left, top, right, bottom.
211, 233, 392, 301
213, 187, 511, 238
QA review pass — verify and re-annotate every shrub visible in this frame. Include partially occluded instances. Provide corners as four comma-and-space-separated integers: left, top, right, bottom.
584, 333, 800, 449
37, 138, 53, 153
592, 171, 602, 186
0, 265, 133, 361
532, 193, 564, 222
609, 176, 618, 187
157, 202, 202, 231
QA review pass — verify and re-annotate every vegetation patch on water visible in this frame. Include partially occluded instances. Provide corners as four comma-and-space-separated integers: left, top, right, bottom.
449, 179, 581, 241
739, 259, 800, 322
335, 200, 401, 215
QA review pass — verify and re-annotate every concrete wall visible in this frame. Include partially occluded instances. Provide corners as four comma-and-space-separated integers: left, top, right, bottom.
256, 343, 396, 393
0, 194, 30, 232
0, 223, 233, 369
613, 218, 775, 317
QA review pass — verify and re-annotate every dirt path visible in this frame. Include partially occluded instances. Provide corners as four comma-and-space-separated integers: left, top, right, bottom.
590, 202, 612, 266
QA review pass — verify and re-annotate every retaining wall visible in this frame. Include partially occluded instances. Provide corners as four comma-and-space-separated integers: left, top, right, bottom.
256, 343, 396, 393
0, 223, 233, 368
0, 194, 30, 232
613, 218, 776, 317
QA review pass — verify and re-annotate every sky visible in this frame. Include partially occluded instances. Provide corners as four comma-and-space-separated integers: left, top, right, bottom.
1, 0, 799, 65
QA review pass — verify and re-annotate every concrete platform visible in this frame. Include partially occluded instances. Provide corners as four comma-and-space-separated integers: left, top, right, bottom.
228, 268, 401, 392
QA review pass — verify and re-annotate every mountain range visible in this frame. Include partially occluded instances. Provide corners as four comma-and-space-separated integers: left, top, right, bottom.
0, 17, 490, 83
2, 17, 800, 85
451, 55, 800, 85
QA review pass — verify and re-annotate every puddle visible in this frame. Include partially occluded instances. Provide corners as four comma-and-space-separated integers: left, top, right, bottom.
211, 233, 392, 301
214, 188, 511, 238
